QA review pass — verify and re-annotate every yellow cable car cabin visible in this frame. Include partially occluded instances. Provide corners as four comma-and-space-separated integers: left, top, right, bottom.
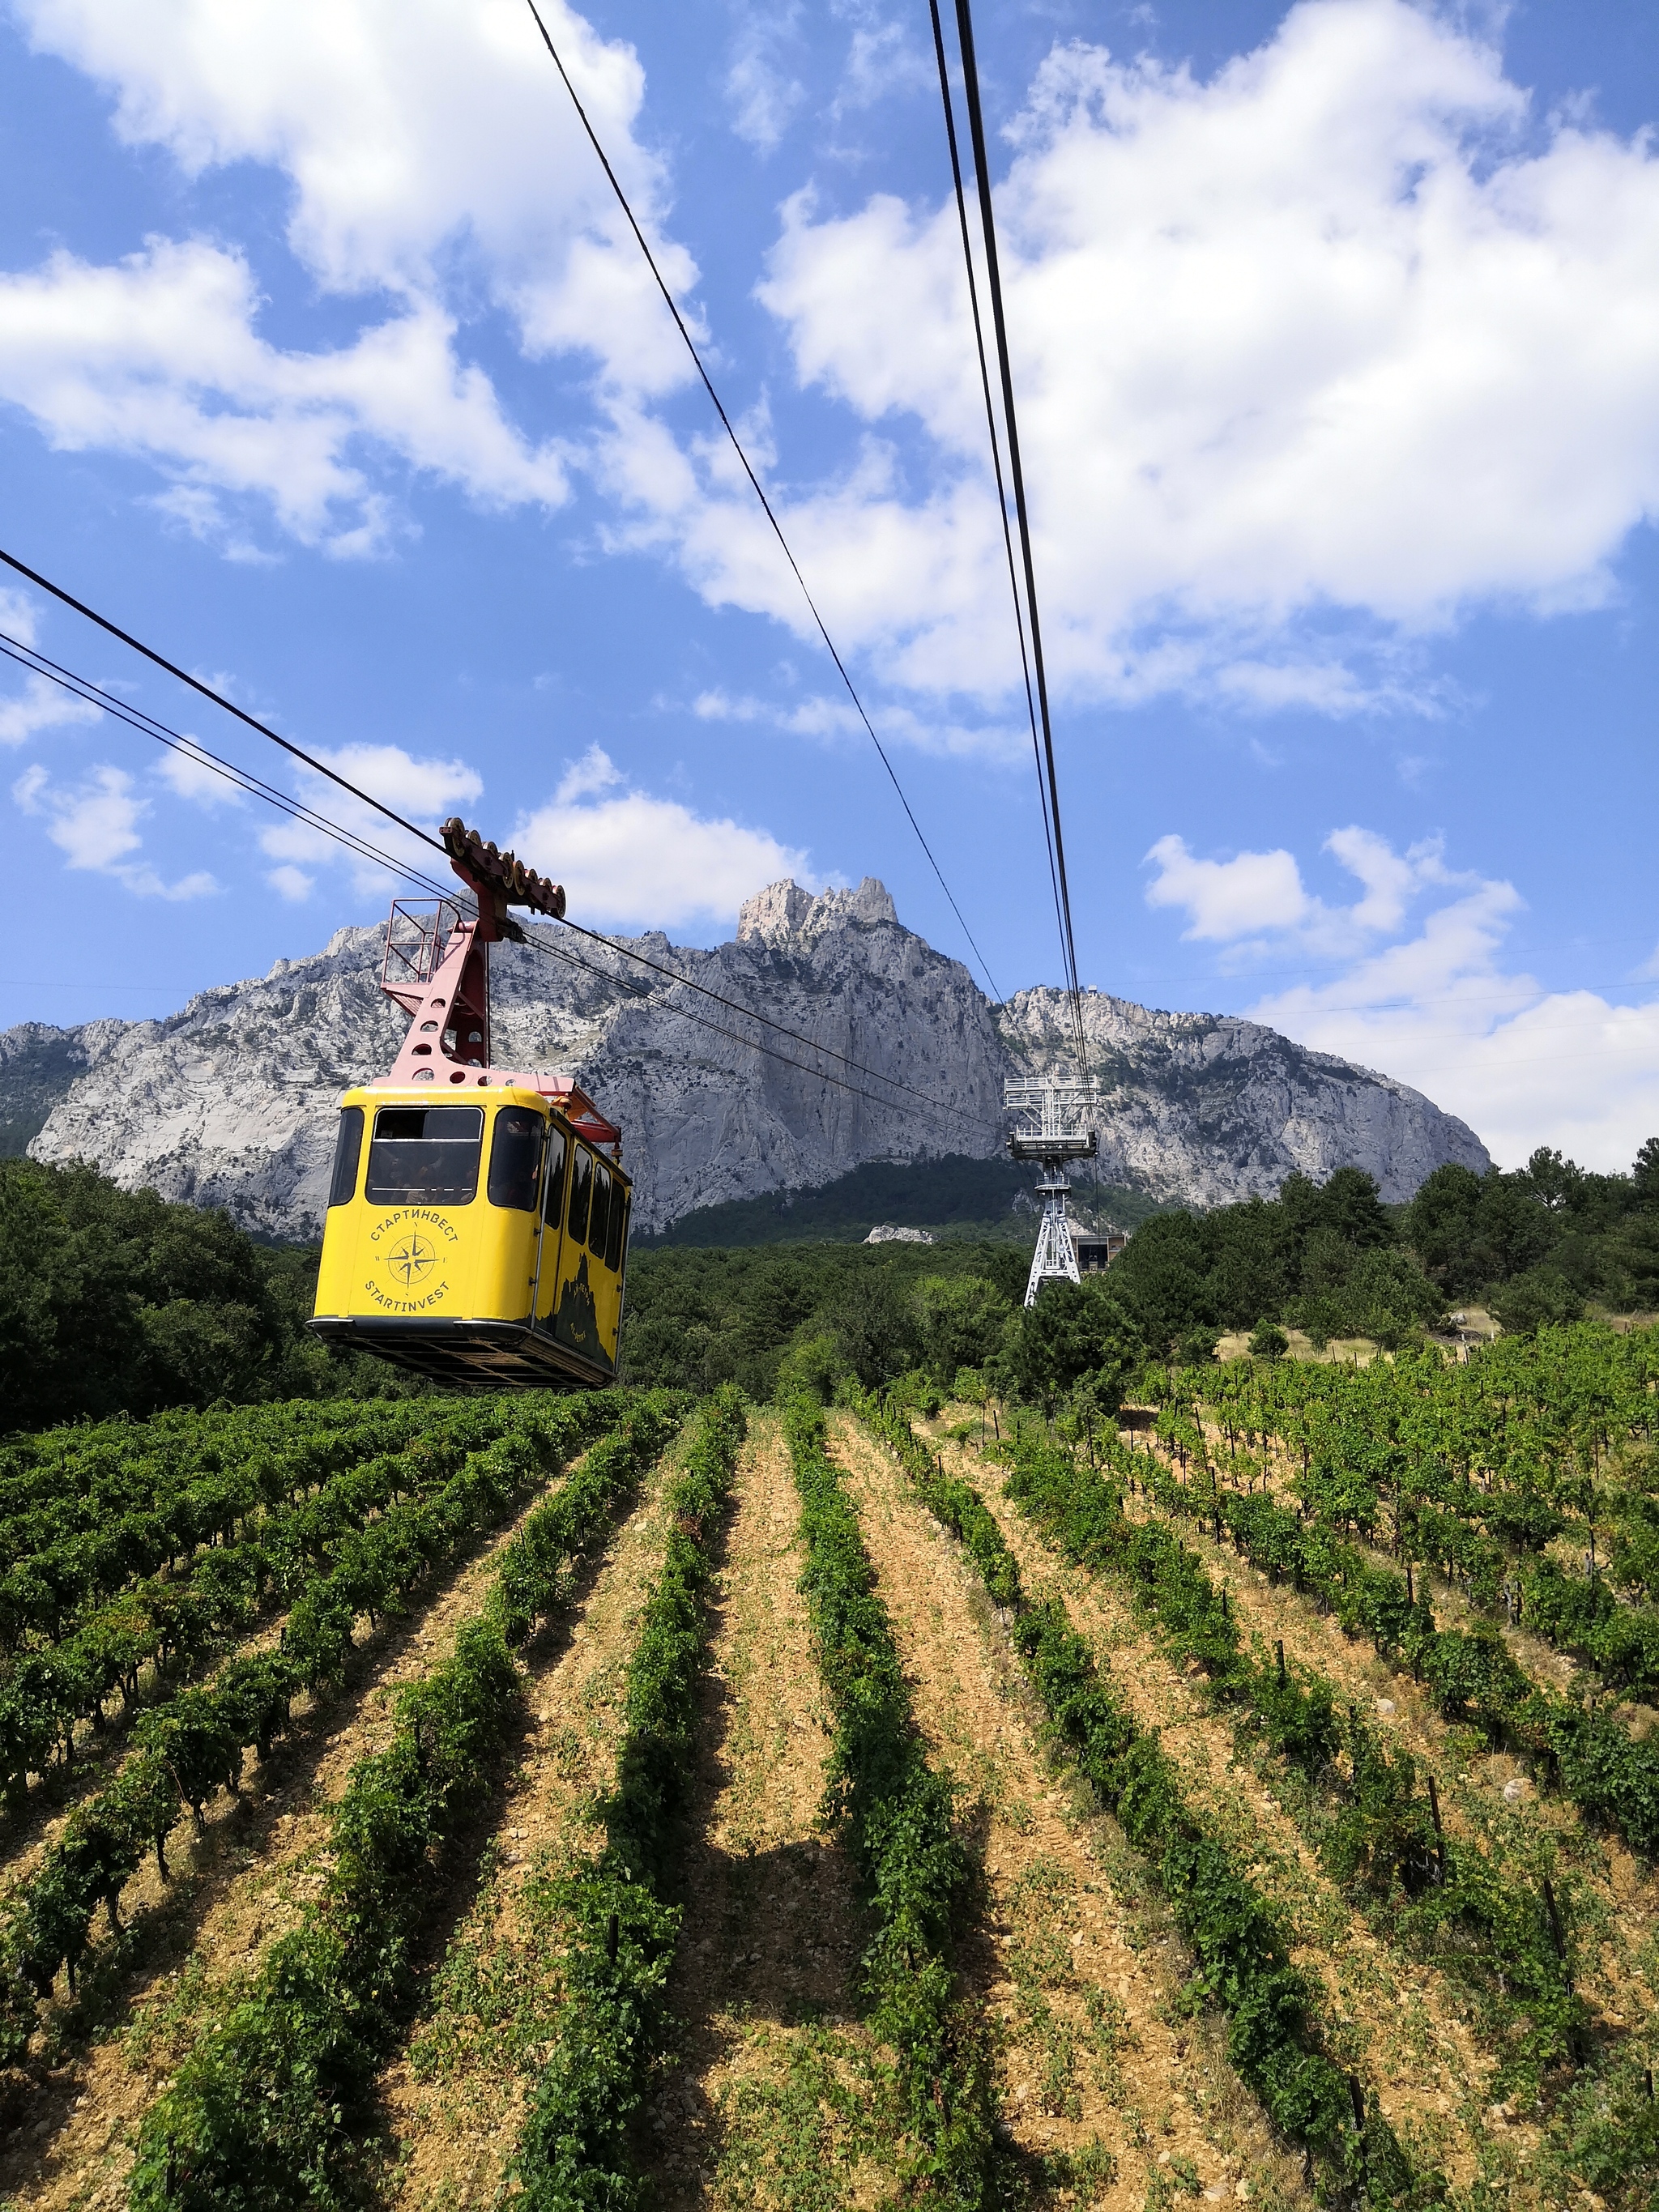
309, 819, 632, 1390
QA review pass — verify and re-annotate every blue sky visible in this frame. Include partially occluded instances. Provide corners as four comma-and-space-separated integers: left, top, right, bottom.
2, 0, 1658, 1172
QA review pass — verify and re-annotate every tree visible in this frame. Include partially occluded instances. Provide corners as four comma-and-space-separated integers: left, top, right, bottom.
1316, 1167, 1393, 1250
1518, 1147, 1584, 1213
822, 1269, 920, 1388
1109, 1211, 1211, 1353
914, 1274, 1012, 1385
0, 1159, 416, 1430
1402, 1163, 1484, 1288
1200, 1196, 1291, 1329
1341, 1248, 1444, 1349
774, 1331, 847, 1404
1489, 1268, 1584, 1335
1403, 1162, 1554, 1296
1004, 1279, 1145, 1413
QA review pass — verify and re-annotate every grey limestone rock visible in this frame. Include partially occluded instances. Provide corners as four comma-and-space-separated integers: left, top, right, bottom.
9, 876, 1487, 1237
997, 987, 1488, 1208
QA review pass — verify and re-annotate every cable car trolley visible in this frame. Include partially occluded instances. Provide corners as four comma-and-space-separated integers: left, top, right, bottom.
309, 820, 630, 1389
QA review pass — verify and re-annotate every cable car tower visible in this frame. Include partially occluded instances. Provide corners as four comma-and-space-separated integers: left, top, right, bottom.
1005, 1075, 1099, 1309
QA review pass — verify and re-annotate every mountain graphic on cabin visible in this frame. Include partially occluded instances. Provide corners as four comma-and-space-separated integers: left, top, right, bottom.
552, 1251, 607, 1369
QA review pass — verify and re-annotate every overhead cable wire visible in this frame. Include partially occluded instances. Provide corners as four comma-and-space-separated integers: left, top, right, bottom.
2, 620, 997, 1136
522, 923, 1000, 1132
0, 545, 448, 855
0, 633, 448, 895
518, 0, 1003, 1004
942, 0, 1088, 1066
924, 0, 1064, 976
548, 910, 997, 1133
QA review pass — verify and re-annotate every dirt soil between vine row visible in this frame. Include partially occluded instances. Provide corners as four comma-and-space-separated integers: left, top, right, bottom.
0, 1449, 617, 2212
924, 1410, 1659, 2209
944, 1423, 1518, 2196
637, 1411, 874, 2212
832, 1416, 1307, 2212
375, 1444, 684, 2210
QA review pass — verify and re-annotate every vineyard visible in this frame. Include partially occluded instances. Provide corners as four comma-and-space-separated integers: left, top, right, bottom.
0, 1326, 1654, 2211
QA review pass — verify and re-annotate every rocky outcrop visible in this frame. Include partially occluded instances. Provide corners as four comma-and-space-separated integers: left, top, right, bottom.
997, 989, 1488, 1208
8, 878, 1488, 1237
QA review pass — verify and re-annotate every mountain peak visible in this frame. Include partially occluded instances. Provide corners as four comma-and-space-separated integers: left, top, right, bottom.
737, 876, 898, 946
4, 889, 1488, 1237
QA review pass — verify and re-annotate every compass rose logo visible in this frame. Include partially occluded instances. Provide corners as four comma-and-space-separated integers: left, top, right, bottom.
386, 1233, 438, 1287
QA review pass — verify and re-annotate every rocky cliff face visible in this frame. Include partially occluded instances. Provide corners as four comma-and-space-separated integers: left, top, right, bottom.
997, 989, 1486, 1208
6, 878, 1487, 1236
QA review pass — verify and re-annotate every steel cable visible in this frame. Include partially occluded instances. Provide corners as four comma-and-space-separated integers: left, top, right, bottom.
519, 0, 1003, 1002
924, 0, 1063, 982
941, 0, 1089, 1069
0, 546, 446, 855
1, 624, 999, 1137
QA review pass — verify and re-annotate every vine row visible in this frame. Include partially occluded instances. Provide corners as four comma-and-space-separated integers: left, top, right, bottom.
510, 1384, 748, 2208
127, 1392, 684, 2210
858, 1396, 1433, 2206
0, 1392, 632, 2063
789, 1396, 993, 2206
1133, 1435, 1659, 1859
0, 1402, 522, 1806
1012, 1427, 1589, 2095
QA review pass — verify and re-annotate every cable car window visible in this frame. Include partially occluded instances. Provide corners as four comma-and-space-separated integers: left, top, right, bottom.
365, 1106, 484, 1206
590, 1163, 612, 1264
566, 1143, 593, 1244
487, 1106, 544, 1212
542, 1125, 568, 1226
327, 1106, 364, 1208
605, 1182, 628, 1272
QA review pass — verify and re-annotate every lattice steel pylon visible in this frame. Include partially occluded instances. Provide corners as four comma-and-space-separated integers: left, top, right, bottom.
1005, 1076, 1100, 1308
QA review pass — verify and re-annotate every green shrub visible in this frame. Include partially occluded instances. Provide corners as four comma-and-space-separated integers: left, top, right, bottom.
1490, 1268, 1586, 1334
773, 1330, 847, 1405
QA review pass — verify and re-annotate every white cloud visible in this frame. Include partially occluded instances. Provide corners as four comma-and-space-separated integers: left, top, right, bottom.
0, 671, 104, 748
725, 4, 805, 153
689, 684, 1021, 761
1147, 821, 1659, 1172
15, 760, 218, 897
155, 736, 244, 807
1145, 824, 1461, 955
267, 863, 315, 902
0, 586, 109, 746
556, 744, 625, 803
1145, 833, 1311, 942
2, 0, 698, 547
19, 0, 1659, 719
256, 739, 483, 896
513, 745, 811, 927
0, 241, 569, 552
735, 0, 1659, 705
835, 19, 932, 115
0, 588, 42, 650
